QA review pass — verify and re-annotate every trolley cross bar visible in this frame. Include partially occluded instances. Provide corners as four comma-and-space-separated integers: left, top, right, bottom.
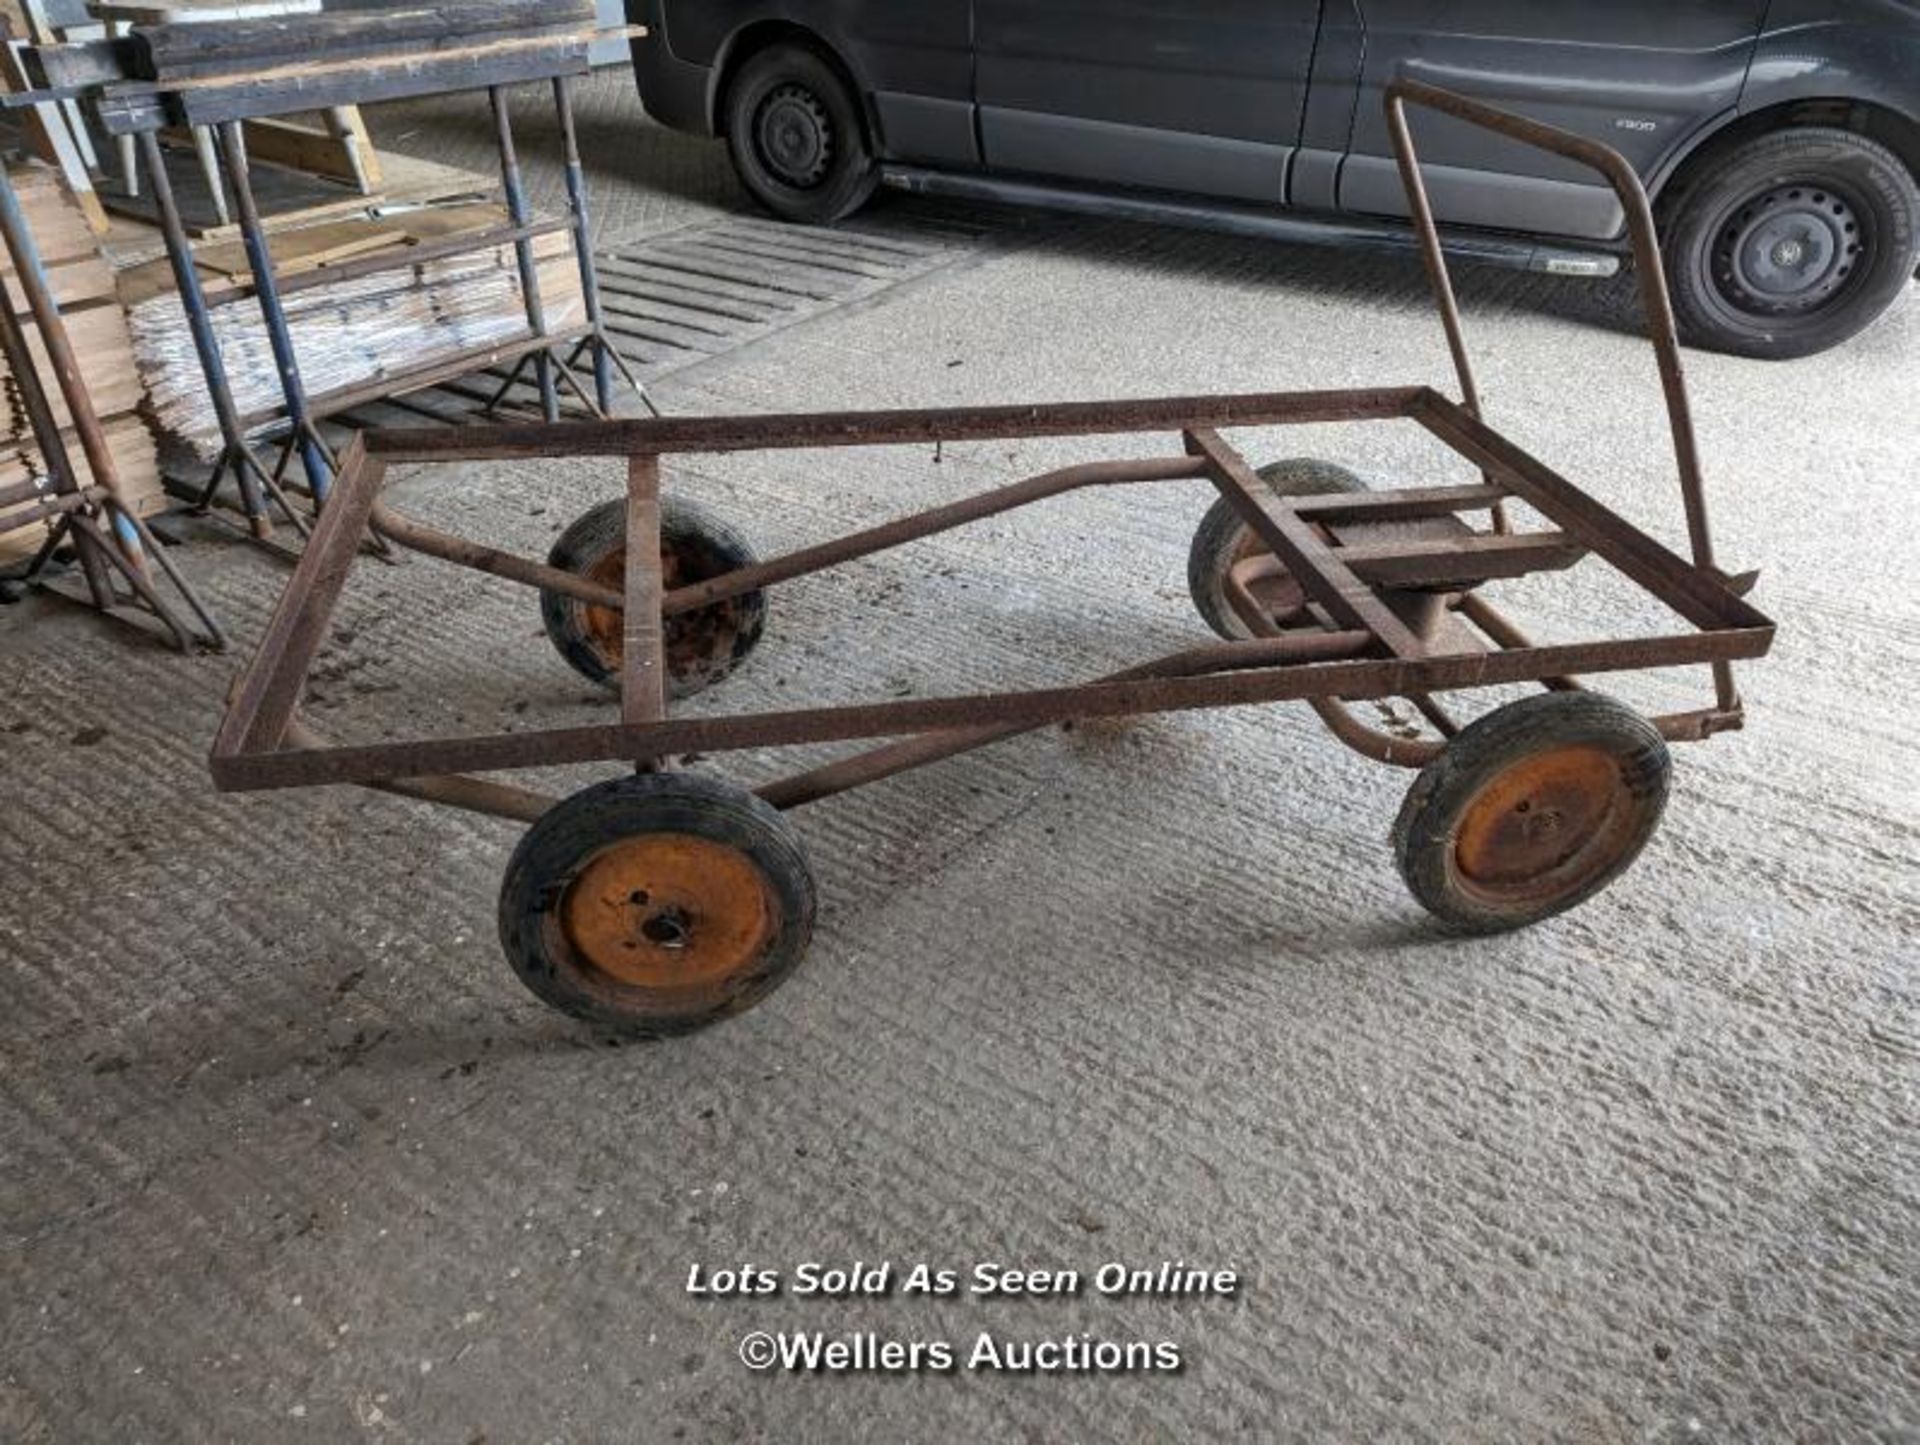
360, 386, 1433, 462
212, 433, 384, 762
1186, 426, 1428, 657
623, 456, 667, 729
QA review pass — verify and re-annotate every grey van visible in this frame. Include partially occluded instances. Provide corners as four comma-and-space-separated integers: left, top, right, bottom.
628, 1, 1920, 359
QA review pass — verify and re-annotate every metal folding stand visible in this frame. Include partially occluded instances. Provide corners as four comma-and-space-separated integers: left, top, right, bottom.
135, 126, 307, 542
211, 118, 340, 509
65, 1, 642, 535
482, 74, 654, 420
0, 162, 222, 650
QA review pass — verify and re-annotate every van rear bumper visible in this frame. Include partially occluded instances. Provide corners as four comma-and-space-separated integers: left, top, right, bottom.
628, 0, 716, 136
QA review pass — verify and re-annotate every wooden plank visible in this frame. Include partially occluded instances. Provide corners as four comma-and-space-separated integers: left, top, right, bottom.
93, 33, 611, 134
0, 412, 160, 560
2, 252, 114, 310
196, 225, 390, 281
1186, 426, 1427, 657
2, 38, 109, 233
255, 217, 569, 301
164, 41, 595, 127
0, 301, 142, 426
226, 114, 367, 188
120, 198, 532, 301
127, 0, 587, 77
95, 133, 364, 235
5, 164, 98, 259
623, 454, 666, 727
20, 34, 135, 90
93, 0, 319, 22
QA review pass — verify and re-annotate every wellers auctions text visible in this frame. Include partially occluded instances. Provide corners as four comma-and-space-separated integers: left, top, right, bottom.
765, 1330, 1184, 1375
688, 1260, 1241, 1300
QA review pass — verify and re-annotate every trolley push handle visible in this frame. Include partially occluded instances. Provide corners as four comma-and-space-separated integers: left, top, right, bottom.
1382, 75, 1727, 586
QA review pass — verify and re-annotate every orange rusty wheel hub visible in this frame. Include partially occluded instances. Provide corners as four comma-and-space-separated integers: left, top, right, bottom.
577, 543, 749, 686
1452, 744, 1639, 905
579, 548, 628, 666
560, 833, 776, 992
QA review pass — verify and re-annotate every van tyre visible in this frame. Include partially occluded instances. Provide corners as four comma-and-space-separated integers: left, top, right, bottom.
724, 42, 880, 225
1662, 127, 1919, 360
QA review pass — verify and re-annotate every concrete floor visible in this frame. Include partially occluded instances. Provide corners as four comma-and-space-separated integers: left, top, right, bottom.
3, 75, 1917, 1442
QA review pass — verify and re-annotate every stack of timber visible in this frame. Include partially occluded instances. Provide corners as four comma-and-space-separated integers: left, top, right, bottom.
0, 161, 160, 561
122, 200, 584, 455
99, 127, 488, 240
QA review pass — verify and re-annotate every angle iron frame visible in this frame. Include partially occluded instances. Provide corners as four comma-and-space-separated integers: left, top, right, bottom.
209, 80, 1777, 817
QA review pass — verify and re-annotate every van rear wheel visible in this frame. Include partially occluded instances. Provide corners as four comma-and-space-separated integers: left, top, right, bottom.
723, 42, 880, 225
1662, 127, 1919, 360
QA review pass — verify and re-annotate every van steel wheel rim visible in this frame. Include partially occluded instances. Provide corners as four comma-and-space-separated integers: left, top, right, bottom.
757, 85, 833, 188
561, 835, 775, 990
1451, 745, 1638, 905
1712, 184, 1865, 315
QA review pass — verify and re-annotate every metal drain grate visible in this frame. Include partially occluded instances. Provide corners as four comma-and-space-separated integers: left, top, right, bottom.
326, 201, 1020, 434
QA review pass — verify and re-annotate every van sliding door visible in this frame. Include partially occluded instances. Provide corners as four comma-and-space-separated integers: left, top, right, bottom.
1335, 2, 1769, 240
974, 1, 1323, 203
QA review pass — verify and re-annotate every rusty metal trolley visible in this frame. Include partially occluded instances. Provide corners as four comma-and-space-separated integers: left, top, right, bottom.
210, 81, 1775, 1037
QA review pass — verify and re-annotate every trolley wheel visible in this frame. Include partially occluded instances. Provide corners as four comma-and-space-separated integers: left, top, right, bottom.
1189, 458, 1367, 640
541, 495, 768, 700
498, 772, 817, 1037
1391, 694, 1671, 933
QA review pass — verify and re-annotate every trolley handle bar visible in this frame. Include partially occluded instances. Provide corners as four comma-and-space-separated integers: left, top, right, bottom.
1383, 76, 1717, 577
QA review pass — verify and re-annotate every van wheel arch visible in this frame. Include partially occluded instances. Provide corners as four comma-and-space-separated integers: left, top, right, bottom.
710, 21, 879, 149
1652, 97, 1920, 207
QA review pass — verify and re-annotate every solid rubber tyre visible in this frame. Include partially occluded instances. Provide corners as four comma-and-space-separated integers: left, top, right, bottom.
1661, 126, 1919, 359
1188, 458, 1367, 641
1392, 693, 1671, 933
541, 494, 767, 701
499, 773, 817, 1037
723, 43, 880, 225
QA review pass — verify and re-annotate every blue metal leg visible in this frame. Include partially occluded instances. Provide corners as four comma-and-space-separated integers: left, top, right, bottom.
553, 74, 613, 415
137, 128, 280, 535
215, 121, 333, 505
489, 85, 560, 423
